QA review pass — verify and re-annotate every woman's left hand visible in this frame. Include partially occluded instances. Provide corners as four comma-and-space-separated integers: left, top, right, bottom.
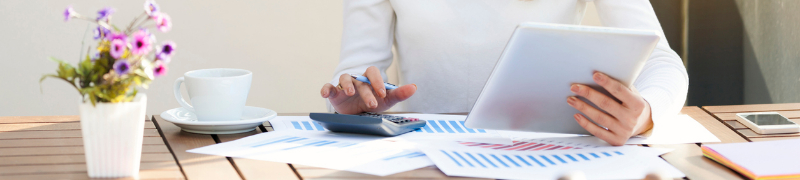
567, 72, 653, 146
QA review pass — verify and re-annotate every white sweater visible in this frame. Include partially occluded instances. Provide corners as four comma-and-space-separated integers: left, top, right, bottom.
329, 0, 688, 129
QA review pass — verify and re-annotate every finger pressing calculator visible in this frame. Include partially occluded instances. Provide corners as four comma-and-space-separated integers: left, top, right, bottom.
309, 112, 427, 136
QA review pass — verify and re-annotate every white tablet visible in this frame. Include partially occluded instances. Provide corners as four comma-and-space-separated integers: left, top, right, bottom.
464, 22, 660, 135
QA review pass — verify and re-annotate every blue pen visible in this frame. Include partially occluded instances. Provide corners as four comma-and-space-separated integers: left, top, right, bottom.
350, 74, 399, 90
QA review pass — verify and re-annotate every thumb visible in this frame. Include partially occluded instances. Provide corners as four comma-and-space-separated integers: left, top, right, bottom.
386, 84, 416, 104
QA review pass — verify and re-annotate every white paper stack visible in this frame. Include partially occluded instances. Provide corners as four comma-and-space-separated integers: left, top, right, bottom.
188, 114, 719, 178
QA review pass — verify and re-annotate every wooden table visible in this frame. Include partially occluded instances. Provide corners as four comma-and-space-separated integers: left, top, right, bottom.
5, 104, 795, 180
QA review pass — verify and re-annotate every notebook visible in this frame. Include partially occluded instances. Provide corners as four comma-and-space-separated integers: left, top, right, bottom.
701, 139, 800, 180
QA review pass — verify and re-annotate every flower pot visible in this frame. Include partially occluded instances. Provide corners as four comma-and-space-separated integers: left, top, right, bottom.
78, 94, 147, 178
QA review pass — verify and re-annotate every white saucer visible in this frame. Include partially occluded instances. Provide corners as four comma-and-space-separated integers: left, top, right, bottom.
160, 106, 277, 134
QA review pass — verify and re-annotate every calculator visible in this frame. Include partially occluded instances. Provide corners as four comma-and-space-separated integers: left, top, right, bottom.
309, 112, 427, 137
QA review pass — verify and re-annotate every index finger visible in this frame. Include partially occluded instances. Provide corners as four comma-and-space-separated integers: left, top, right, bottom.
364, 66, 386, 98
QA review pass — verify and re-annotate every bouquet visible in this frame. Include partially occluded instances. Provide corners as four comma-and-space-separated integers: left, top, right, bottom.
42, 0, 176, 106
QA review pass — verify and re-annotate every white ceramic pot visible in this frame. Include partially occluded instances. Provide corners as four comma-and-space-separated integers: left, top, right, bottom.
78, 94, 147, 178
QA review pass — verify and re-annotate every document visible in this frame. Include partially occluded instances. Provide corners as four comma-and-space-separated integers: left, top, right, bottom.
418, 141, 685, 180
269, 114, 511, 144
187, 131, 433, 176
502, 114, 721, 145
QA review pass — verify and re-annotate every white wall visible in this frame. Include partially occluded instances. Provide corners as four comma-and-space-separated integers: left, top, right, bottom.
0, 0, 601, 116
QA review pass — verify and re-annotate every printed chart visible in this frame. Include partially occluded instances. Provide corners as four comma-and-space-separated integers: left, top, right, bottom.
188, 131, 433, 176
459, 138, 602, 151
420, 144, 684, 180
277, 118, 489, 134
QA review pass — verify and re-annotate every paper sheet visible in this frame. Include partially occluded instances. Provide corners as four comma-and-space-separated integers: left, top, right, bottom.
269, 114, 512, 144
496, 114, 721, 145
187, 131, 433, 176
418, 141, 684, 180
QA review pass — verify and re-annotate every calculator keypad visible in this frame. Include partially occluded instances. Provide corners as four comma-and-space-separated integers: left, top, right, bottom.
360, 113, 420, 124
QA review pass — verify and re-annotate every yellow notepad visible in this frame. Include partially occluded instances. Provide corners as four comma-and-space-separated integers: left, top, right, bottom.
701, 139, 800, 180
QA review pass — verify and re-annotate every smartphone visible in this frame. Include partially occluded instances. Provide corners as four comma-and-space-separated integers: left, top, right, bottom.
735, 112, 800, 134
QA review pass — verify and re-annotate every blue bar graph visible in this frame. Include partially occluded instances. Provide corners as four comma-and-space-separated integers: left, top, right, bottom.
286, 119, 489, 134
502, 155, 521, 167
528, 155, 546, 167
552, 155, 567, 163
449, 121, 466, 133
464, 153, 487, 168
437, 151, 626, 169
291, 122, 302, 130
565, 154, 578, 162
540, 155, 556, 165
577, 153, 590, 161
427, 120, 445, 133
437, 120, 456, 133
477, 153, 498, 168
383, 151, 426, 161
458, 121, 476, 133
452, 152, 474, 167
312, 122, 325, 131
291, 121, 327, 131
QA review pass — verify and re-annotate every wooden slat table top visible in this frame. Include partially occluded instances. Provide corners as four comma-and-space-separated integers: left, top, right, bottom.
0, 116, 184, 180
702, 103, 800, 142
0, 106, 751, 180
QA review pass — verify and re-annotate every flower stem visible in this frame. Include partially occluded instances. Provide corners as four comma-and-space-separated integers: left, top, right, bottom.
125, 12, 148, 34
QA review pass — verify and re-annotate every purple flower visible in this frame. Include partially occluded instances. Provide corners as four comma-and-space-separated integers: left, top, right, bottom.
156, 41, 175, 63
152, 12, 172, 32
64, 6, 77, 22
153, 61, 168, 77
96, 7, 115, 21
130, 30, 153, 56
109, 39, 127, 59
113, 60, 131, 75
92, 26, 109, 40
144, 0, 160, 16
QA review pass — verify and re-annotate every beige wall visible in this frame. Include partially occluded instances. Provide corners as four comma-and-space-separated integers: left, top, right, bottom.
0, 0, 601, 116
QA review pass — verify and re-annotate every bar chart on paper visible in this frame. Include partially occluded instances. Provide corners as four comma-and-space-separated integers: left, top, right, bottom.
420, 145, 684, 180
269, 116, 490, 134
459, 138, 601, 151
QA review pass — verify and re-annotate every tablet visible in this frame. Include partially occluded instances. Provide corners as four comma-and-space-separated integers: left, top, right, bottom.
464, 22, 660, 135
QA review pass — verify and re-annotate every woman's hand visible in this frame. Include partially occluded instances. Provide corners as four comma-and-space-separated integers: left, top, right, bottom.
320, 66, 417, 114
567, 72, 653, 146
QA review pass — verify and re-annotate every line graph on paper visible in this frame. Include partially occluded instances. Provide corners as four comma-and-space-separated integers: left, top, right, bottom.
458, 138, 601, 151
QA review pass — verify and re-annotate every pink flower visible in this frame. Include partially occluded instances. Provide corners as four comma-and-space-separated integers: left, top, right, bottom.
106, 32, 127, 44
130, 30, 153, 56
110, 39, 126, 59
153, 61, 168, 77
151, 12, 172, 32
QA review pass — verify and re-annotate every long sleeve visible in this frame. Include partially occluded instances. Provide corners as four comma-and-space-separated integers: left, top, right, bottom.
593, 0, 690, 134
327, 0, 396, 112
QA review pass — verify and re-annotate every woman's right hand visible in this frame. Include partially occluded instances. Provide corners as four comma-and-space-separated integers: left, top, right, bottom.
320, 66, 417, 114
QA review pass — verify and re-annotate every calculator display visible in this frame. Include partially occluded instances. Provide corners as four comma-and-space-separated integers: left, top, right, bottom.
744, 114, 795, 126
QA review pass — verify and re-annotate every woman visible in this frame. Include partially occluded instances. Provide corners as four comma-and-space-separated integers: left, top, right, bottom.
320, 0, 688, 146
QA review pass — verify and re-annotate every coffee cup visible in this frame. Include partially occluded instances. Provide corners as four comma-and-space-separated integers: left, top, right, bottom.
173, 68, 252, 121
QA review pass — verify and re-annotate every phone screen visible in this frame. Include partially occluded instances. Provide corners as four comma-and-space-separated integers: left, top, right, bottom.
744, 114, 796, 126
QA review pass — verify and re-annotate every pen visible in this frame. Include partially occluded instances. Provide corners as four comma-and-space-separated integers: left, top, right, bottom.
349, 74, 399, 90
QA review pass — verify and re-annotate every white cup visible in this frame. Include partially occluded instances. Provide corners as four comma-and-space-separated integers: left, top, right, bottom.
174, 68, 252, 121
